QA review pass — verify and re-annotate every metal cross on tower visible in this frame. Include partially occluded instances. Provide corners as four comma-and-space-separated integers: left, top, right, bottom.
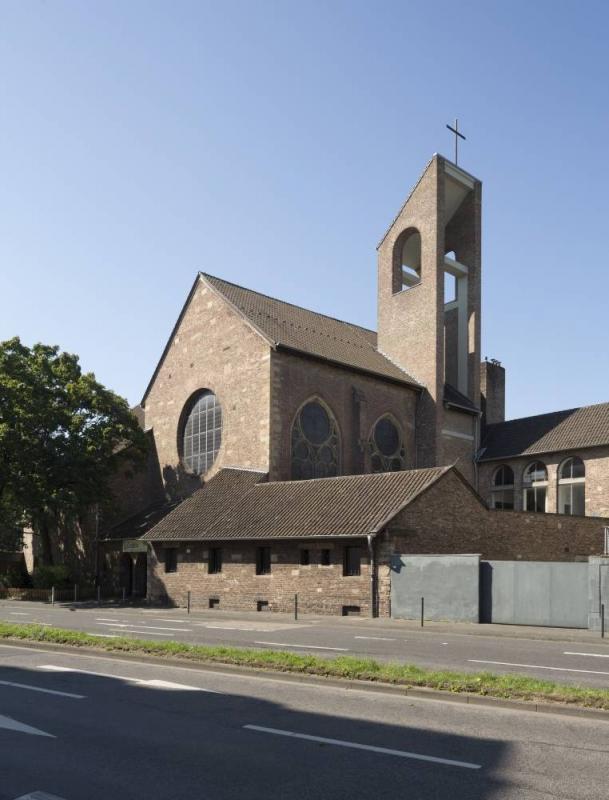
446, 118, 466, 166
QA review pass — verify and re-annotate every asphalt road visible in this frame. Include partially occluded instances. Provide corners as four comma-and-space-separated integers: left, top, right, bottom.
0, 641, 607, 799
1, 601, 609, 688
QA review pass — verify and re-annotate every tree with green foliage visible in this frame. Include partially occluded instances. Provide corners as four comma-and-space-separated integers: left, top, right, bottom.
0, 337, 148, 564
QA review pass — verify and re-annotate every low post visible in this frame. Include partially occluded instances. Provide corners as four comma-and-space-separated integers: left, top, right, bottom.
294, 593, 298, 621
73, 584, 78, 603
420, 596, 424, 628
97, 585, 101, 606
602, 604, 605, 639
51, 586, 55, 607
122, 586, 126, 603
187, 590, 191, 614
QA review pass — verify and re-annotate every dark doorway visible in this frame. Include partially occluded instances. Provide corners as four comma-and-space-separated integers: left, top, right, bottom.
134, 552, 147, 597
120, 553, 133, 596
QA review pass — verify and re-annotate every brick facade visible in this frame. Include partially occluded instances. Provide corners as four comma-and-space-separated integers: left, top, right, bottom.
478, 445, 609, 518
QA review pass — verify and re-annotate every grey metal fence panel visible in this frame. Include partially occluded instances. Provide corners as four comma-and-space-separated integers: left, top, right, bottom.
390, 554, 480, 622
480, 561, 589, 628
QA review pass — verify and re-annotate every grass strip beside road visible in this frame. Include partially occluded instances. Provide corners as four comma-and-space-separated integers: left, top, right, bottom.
1, 622, 608, 711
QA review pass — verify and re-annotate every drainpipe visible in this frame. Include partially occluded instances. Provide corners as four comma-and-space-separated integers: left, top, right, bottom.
367, 534, 376, 618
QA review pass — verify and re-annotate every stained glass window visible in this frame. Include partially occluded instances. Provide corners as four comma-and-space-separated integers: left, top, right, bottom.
368, 416, 406, 473
181, 390, 222, 475
291, 400, 339, 480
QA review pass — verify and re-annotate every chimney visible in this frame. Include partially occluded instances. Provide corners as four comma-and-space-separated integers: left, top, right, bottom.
480, 358, 505, 428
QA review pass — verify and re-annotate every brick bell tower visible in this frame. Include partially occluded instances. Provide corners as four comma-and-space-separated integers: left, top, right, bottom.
376, 154, 482, 468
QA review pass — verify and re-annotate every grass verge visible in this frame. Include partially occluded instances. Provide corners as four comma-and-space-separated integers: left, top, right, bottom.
1, 621, 607, 711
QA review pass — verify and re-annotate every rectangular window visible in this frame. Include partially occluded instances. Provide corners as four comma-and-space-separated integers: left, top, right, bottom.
300, 549, 310, 566
208, 547, 222, 574
256, 546, 271, 575
164, 548, 178, 574
343, 546, 361, 577
320, 548, 331, 566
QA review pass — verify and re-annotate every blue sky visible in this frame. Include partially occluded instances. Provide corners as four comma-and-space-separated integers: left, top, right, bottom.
1, 0, 608, 418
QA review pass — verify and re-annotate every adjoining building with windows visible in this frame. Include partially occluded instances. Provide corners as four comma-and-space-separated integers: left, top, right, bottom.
99, 154, 609, 616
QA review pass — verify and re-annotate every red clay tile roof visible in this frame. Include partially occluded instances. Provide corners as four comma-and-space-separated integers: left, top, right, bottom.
202, 274, 420, 388
480, 401, 609, 461
142, 466, 452, 542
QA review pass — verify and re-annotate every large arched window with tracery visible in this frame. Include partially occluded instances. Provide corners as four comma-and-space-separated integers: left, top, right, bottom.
291, 399, 340, 480
558, 457, 585, 515
490, 465, 514, 509
368, 416, 406, 473
523, 461, 548, 513
180, 390, 222, 475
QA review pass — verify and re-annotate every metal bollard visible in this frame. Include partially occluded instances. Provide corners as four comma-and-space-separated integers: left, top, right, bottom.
122, 586, 126, 603
420, 596, 424, 628
294, 593, 298, 621
51, 586, 55, 607
97, 585, 101, 606
74, 584, 78, 603
187, 590, 191, 614
602, 603, 605, 639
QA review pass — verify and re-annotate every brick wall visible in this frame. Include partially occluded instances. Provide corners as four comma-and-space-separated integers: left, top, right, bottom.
147, 538, 372, 615
269, 350, 418, 480
144, 279, 272, 499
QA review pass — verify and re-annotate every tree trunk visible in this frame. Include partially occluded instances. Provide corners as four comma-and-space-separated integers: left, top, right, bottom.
38, 518, 54, 566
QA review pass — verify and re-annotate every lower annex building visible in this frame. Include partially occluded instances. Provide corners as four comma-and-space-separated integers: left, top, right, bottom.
101, 154, 609, 616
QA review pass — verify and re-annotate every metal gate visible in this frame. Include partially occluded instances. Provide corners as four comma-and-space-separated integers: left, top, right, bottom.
480, 561, 589, 628
390, 554, 480, 622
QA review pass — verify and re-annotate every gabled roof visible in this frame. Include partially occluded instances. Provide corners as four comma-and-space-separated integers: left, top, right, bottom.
202, 274, 421, 388
142, 465, 453, 542
479, 401, 609, 461
101, 501, 180, 542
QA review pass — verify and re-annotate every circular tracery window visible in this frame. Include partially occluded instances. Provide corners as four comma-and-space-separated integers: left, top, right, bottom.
291, 400, 339, 480
369, 416, 406, 472
181, 390, 222, 475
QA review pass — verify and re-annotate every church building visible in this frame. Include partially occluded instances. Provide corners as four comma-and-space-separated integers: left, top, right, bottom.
102, 154, 609, 617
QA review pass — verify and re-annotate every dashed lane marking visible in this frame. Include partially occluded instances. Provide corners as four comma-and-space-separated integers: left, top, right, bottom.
38, 665, 219, 692
354, 636, 396, 641
243, 725, 482, 770
96, 622, 192, 632
254, 641, 349, 652
564, 651, 609, 659
0, 679, 84, 698
468, 659, 609, 676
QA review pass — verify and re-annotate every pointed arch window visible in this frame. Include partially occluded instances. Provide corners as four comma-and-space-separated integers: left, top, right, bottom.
558, 457, 585, 516
368, 416, 406, 473
490, 465, 514, 510
291, 400, 340, 480
523, 461, 548, 513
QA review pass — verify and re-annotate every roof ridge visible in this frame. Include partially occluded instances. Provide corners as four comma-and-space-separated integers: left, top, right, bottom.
201, 272, 377, 337
246, 465, 449, 489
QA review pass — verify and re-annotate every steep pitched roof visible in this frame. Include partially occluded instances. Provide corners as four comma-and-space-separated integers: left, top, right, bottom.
143, 465, 452, 542
201, 274, 421, 387
480, 401, 609, 461
101, 501, 180, 542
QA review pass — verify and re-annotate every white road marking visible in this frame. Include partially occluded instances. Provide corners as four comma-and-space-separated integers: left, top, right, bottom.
0, 714, 54, 738
13, 792, 68, 799
107, 628, 175, 637
243, 725, 481, 770
202, 625, 274, 632
38, 665, 218, 692
96, 622, 191, 632
9, 612, 30, 616
354, 636, 396, 641
564, 651, 609, 659
254, 641, 348, 652
468, 659, 609, 676
95, 618, 122, 623
87, 632, 118, 638
0, 679, 84, 698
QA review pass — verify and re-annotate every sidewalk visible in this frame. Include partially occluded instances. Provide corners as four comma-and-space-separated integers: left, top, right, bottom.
4, 598, 606, 646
